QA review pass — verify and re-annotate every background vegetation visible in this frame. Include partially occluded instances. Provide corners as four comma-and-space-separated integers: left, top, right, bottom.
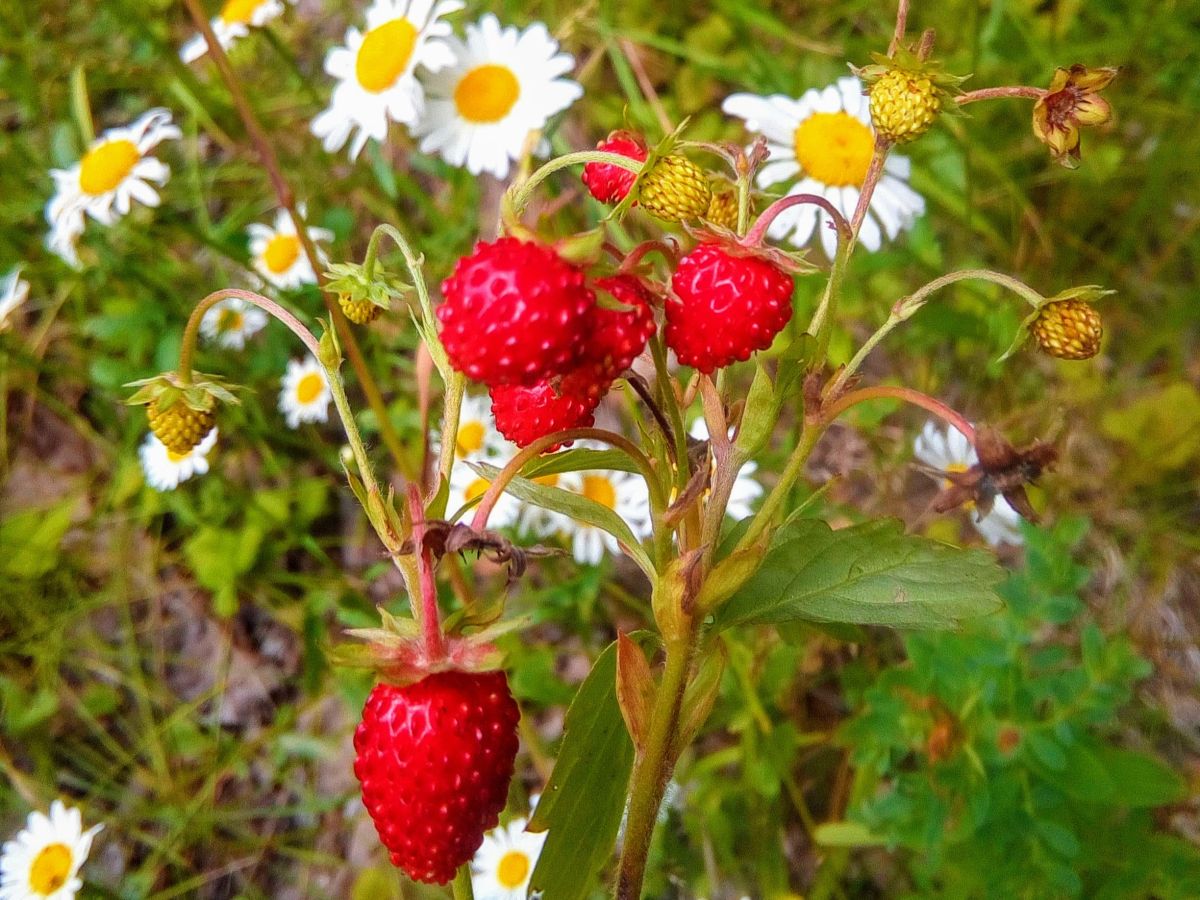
1, 0, 1198, 896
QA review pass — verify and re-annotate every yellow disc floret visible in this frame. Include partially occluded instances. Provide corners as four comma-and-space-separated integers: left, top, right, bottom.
793, 112, 874, 187
79, 139, 140, 195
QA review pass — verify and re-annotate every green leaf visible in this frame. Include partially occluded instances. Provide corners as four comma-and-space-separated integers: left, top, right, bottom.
0, 501, 73, 579
715, 518, 1003, 630
520, 448, 640, 479
470, 463, 655, 577
528, 642, 635, 900
813, 821, 887, 848
1044, 741, 1187, 807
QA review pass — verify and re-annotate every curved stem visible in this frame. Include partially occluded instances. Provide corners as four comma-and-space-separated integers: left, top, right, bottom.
821, 385, 975, 445
182, 0, 409, 476
468, 428, 666, 532
617, 239, 678, 275
827, 269, 1046, 397
810, 237, 852, 364
504, 150, 645, 223
729, 423, 822, 559
956, 85, 1045, 105
744, 193, 849, 248
178, 288, 321, 382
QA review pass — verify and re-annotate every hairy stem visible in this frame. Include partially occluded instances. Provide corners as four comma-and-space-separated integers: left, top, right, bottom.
956, 85, 1046, 105
744, 193, 850, 248
889, 0, 911, 56
821, 385, 975, 444
409, 484, 445, 661
616, 633, 695, 899
504, 150, 645, 223
181, 0, 409, 475
729, 423, 822, 558
849, 139, 891, 242
468, 428, 666, 532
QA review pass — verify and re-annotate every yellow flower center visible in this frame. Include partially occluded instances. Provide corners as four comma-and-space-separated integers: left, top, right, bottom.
582, 475, 616, 510
30, 843, 73, 895
262, 234, 300, 275
167, 448, 189, 463
454, 64, 520, 123
465, 477, 491, 501
78, 138, 140, 195
496, 850, 531, 889
533, 474, 559, 487
218, 0, 263, 25
217, 308, 245, 333
793, 112, 874, 188
295, 372, 324, 404
456, 420, 486, 457
355, 18, 419, 93
943, 462, 975, 510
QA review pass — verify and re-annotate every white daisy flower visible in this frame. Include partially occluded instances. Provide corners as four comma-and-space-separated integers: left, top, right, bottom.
45, 208, 86, 268
247, 207, 332, 290
722, 76, 925, 259
414, 14, 583, 179
688, 419, 763, 521
139, 428, 218, 492
311, 0, 464, 160
445, 392, 510, 462
0, 269, 30, 333
913, 421, 1024, 547
278, 356, 331, 428
447, 456, 521, 528
0, 799, 102, 900
180, 0, 290, 64
565, 468, 653, 566
470, 817, 546, 900
45, 109, 181, 242
199, 297, 268, 349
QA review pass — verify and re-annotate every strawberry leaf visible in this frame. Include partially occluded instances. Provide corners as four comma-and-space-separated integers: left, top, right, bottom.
528, 641, 635, 900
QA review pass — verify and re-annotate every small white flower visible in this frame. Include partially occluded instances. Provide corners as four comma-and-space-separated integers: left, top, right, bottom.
414, 14, 583, 179
913, 421, 1024, 547
45, 109, 181, 262
470, 817, 546, 900
0, 269, 30, 333
139, 428, 218, 492
199, 298, 268, 349
0, 799, 102, 900
278, 357, 331, 428
722, 77, 925, 259
247, 207, 332, 290
180, 0, 290, 64
444, 392, 510, 462
446, 456, 521, 528
564, 465, 653, 566
688, 419, 763, 521
311, 0, 464, 160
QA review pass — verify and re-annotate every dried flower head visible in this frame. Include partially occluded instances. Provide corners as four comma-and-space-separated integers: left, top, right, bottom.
932, 426, 1057, 523
1032, 65, 1117, 167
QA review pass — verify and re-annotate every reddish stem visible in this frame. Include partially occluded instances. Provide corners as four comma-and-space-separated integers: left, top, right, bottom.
956, 86, 1046, 106
618, 239, 679, 275
744, 193, 850, 248
408, 484, 445, 661
888, 0, 911, 56
822, 385, 975, 446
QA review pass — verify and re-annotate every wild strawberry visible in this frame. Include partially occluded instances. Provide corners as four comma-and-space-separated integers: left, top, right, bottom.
338, 293, 384, 325
587, 275, 658, 379
638, 155, 712, 223
665, 242, 795, 374
354, 670, 520, 885
704, 179, 743, 232
147, 396, 215, 455
868, 68, 942, 144
489, 364, 610, 450
438, 238, 594, 386
582, 131, 647, 204
1030, 298, 1103, 359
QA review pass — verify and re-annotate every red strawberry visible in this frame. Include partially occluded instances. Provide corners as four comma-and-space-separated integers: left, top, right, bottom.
438, 238, 595, 386
490, 364, 610, 450
354, 670, 520, 885
587, 275, 658, 379
582, 131, 648, 205
664, 242, 794, 374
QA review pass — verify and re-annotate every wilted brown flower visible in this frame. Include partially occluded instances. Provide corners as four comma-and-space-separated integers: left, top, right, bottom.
932, 426, 1058, 521
1032, 64, 1117, 167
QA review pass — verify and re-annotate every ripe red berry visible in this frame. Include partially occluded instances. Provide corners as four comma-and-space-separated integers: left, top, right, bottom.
354, 670, 520, 885
582, 131, 648, 205
664, 242, 795, 374
490, 364, 610, 450
438, 238, 594, 387
587, 275, 658, 380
